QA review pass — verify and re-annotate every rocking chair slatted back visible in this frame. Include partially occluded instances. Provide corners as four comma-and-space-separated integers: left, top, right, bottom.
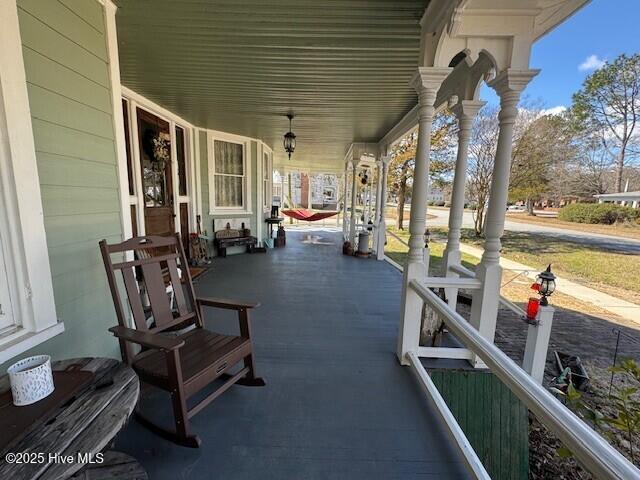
141, 260, 175, 329
121, 266, 147, 331
99, 234, 200, 344
166, 258, 189, 317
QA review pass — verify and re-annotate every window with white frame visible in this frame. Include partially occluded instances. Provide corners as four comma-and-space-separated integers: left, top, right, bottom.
272, 170, 283, 206
212, 139, 246, 210
263, 150, 271, 209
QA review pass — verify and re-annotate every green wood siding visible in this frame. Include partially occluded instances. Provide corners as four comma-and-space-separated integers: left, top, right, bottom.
17, 7, 109, 87
429, 369, 529, 480
13, 0, 122, 362
32, 119, 116, 165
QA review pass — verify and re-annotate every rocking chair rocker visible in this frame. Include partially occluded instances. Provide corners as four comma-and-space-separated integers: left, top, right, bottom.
99, 234, 264, 448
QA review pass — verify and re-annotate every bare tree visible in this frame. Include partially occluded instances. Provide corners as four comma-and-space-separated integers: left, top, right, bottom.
467, 106, 499, 236
573, 54, 640, 192
388, 132, 417, 229
509, 111, 579, 213
387, 111, 457, 229
569, 133, 611, 197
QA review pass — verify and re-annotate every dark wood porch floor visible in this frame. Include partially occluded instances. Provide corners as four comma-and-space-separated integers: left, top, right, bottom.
114, 230, 470, 479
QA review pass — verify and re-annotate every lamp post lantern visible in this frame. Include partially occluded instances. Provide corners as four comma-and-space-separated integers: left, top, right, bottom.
536, 264, 556, 306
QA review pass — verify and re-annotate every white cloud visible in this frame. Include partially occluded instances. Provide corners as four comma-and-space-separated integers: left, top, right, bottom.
540, 105, 567, 116
578, 54, 605, 71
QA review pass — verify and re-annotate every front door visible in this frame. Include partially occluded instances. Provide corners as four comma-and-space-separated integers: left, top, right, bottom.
136, 107, 175, 237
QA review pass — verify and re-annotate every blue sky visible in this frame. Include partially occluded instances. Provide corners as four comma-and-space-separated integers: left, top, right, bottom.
480, 0, 640, 110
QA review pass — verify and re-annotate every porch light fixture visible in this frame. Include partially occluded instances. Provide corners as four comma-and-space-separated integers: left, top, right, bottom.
358, 169, 369, 186
537, 265, 556, 305
533, 264, 556, 306
525, 265, 556, 324
283, 114, 296, 160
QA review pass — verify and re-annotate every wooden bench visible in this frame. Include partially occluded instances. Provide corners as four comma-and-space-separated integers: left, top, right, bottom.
214, 235, 257, 257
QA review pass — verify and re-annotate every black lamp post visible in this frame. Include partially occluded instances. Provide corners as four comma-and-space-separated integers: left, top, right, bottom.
283, 114, 296, 160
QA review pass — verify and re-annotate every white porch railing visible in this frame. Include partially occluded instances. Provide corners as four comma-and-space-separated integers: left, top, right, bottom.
385, 229, 527, 318
407, 279, 640, 480
448, 263, 527, 317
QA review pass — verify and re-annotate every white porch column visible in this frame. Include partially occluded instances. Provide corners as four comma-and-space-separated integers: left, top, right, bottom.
397, 67, 451, 365
349, 162, 358, 245
469, 70, 538, 365
442, 100, 485, 308
372, 161, 381, 252
363, 180, 369, 225
376, 156, 391, 260
337, 173, 343, 227
342, 163, 350, 238
374, 160, 384, 225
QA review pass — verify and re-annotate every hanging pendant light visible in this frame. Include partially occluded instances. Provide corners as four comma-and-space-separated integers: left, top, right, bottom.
283, 114, 296, 160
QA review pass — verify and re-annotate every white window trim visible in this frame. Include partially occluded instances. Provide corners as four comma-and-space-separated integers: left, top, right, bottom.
261, 143, 273, 213
103, 0, 132, 242
208, 130, 252, 215
120, 87, 199, 237
193, 128, 203, 221
175, 124, 191, 204
0, 0, 62, 363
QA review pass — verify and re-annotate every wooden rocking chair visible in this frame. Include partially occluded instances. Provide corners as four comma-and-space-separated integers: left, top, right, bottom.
99, 234, 264, 448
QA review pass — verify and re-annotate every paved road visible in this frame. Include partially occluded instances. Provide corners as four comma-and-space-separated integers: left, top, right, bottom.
392, 207, 640, 254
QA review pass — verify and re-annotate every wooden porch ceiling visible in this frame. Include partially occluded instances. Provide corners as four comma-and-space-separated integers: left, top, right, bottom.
114, 0, 429, 171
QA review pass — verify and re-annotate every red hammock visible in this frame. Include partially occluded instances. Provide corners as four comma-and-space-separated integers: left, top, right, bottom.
281, 209, 339, 222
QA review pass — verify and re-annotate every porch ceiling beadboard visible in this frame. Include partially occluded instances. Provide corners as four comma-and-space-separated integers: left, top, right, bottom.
114, 0, 428, 171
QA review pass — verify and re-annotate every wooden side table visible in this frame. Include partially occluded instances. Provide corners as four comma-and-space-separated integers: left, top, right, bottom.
0, 357, 141, 480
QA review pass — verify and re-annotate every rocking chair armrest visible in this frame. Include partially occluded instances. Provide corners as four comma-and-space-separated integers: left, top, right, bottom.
196, 297, 260, 311
109, 326, 185, 351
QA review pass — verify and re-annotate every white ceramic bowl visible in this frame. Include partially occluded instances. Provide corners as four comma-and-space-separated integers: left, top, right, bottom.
7, 355, 55, 406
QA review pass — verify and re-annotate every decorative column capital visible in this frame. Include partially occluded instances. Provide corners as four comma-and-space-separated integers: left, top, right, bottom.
487, 69, 539, 98
411, 67, 452, 126
488, 69, 538, 124
410, 67, 453, 94
379, 154, 392, 167
451, 100, 486, 122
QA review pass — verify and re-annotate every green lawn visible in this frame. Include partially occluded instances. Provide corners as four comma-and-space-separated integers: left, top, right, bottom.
385, 226, 640, 305
457, 228, 640, 305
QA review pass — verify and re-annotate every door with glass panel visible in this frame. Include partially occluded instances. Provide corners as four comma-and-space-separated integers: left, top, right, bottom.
136, 108, 174, 237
